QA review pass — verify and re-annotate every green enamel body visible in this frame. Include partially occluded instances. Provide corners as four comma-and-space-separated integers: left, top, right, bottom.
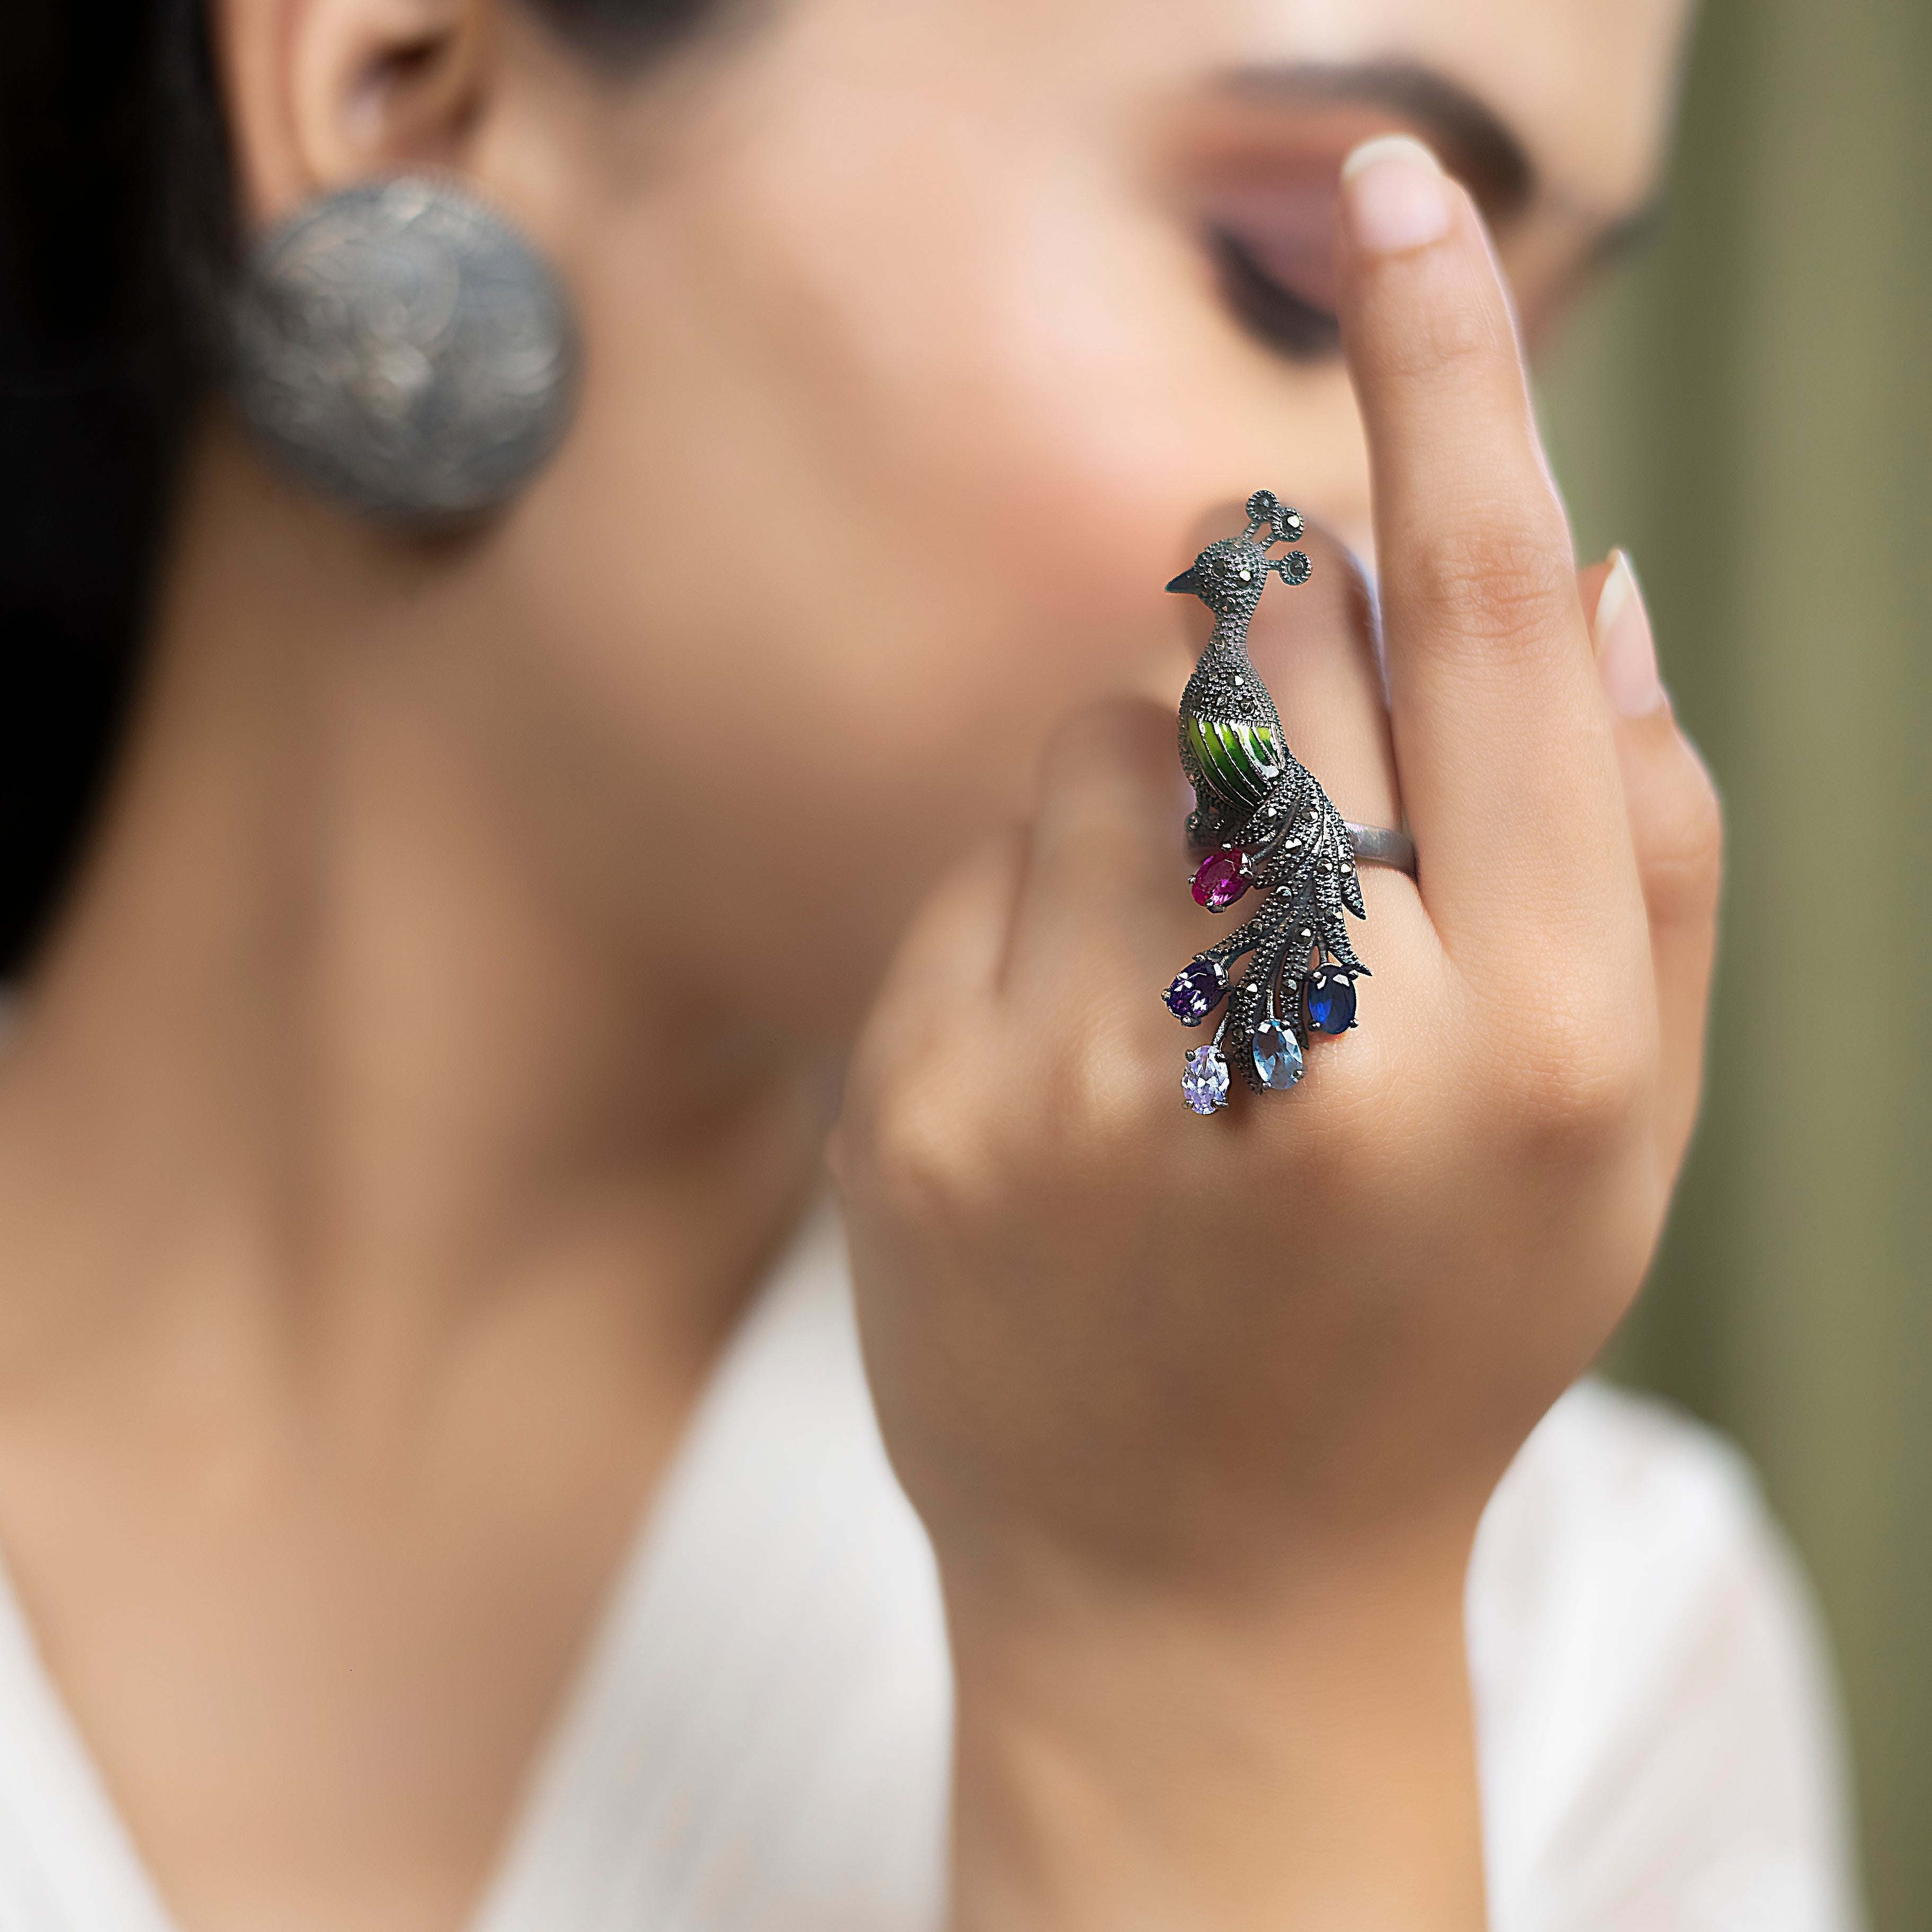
1185, 714, 1281, 812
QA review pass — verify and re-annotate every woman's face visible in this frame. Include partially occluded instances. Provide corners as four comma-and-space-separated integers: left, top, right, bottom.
408, 0, 1689, 1028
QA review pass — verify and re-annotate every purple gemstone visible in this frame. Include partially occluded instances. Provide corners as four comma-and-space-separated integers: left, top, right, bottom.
1181, 1043, 1230, 1115
1163, 956, 1229, 1025
1191, 848, 1249, 911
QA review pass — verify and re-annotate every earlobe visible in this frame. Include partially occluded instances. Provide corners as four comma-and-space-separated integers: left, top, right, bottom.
218, 0, 494, 227
231, 173, 580, 522
219, 0, 579, 524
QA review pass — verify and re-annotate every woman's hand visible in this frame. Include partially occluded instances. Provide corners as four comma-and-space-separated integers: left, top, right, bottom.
835, 137, 1721, 1931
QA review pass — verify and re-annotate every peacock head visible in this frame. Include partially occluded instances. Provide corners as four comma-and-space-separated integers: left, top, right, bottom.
1165, 489, 1312, 619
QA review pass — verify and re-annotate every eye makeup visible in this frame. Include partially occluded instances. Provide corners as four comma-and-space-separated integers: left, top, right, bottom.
1171, 62, 1620, 371
1197, 171, 1344, 362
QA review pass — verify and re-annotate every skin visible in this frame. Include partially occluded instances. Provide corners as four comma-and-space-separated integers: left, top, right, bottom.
0, 1, 1704, 1929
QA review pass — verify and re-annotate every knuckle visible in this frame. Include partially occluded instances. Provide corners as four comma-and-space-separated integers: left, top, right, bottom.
1493, 987, 1653, 1158
1057, 1008, 1151, 1141
858, 1051, 1004, 1226
1406, 523, 1574, 660
1366, 279, 1502, 384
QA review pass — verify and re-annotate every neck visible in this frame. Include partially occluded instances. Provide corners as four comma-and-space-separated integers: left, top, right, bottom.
1210, 606, 1257, 658
0, 421, 825, 1420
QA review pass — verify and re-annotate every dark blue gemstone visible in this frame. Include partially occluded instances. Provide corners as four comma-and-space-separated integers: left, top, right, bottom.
1164, 956, 1228, 1026
1305, 968, 1356, 1035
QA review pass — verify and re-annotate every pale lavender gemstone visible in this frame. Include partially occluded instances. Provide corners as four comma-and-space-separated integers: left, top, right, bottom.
1180, 1043, 1230, 1114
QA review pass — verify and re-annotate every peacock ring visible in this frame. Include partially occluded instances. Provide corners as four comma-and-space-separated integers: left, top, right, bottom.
1162, 490, 1416, 1115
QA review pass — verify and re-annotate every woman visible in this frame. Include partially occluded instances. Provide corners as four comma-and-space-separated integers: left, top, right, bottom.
0, 0, 1860, 1927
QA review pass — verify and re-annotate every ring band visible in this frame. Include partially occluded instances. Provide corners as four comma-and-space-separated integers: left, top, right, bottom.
1344, 822, 1416, 876
1186, 817, 1415, 878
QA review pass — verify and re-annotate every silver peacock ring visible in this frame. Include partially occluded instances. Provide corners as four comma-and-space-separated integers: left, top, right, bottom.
1161, 490, 1415, 1116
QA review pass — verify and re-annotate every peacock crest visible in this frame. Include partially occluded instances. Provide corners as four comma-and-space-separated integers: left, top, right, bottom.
1163, 490, 1367, 1112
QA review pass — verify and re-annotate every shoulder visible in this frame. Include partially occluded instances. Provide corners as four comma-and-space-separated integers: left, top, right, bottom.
1471, 1381, 1864, 1931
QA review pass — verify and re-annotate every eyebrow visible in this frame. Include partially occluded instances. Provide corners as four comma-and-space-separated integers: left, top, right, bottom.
1216, 60, 1537, 222
1215, 58, 1665, 273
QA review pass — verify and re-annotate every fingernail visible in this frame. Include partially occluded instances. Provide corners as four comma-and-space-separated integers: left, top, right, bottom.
1340, 135, 1453, 254
1595, 549, 1665, 717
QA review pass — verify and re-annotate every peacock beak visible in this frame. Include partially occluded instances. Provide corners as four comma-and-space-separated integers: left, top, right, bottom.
1165, 566, 1201, 595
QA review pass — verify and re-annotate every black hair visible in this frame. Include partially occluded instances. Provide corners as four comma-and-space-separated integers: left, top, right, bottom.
0, 0, 723, 976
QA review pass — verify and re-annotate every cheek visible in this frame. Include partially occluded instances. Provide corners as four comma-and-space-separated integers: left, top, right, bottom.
492, 68, 1371, 1019
538, 167, 1200, 757
737, 78, 1307, 597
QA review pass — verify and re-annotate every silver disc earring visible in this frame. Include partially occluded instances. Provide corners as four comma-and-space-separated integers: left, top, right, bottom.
231, 175, 580, 524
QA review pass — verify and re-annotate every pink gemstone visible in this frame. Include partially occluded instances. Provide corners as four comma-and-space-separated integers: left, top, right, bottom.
1191, 848, 1249, 911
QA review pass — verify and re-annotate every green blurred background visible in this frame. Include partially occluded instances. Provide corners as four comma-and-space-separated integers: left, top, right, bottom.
1538, 1, 1930, 1925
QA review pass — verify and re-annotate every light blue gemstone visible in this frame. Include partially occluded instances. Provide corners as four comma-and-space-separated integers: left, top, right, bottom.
1181, 1044, 1230, 1114
1251, 1019, 1304, 1091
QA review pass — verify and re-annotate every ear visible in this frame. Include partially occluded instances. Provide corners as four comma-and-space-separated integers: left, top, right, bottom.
216, 0, 495, 227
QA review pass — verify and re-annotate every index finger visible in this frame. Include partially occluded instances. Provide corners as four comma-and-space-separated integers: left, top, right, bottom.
1337, 136, 1643, 967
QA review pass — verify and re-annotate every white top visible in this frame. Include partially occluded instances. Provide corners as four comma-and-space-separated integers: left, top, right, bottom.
0, 1205, 1864, 1932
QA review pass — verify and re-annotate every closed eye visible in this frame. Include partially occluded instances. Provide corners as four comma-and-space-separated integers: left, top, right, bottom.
1195, 172, 1345, 366
1207, 227, 1341, 362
